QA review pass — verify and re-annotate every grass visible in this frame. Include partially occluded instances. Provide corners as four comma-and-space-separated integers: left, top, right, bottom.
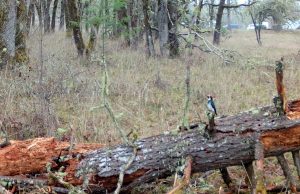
1, 29, 300, 193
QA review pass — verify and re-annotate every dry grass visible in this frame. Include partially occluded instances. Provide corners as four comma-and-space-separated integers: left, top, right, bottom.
1, 29, 300, 193
1, 30, 300, 144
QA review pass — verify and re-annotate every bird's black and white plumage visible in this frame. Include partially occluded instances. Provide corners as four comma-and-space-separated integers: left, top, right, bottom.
207, 95, 217, 115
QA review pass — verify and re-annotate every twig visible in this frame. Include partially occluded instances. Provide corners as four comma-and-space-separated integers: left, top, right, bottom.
114, 147, 138, 194
181, 64, 191, 129
101, 52, 137, 194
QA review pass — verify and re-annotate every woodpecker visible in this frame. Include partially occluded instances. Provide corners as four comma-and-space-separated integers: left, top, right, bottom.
207, 95, 217, 115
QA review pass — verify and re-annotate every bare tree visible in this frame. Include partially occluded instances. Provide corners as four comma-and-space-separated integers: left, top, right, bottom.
66, 0, 85, 56
51, 0, 59, 32
213, 0, 226, 45
143, 0, 155, 57
0, 0, 17, 67
158, 0, 169, 56
59, 0, 65, 29
41, 0, 51, 33
168, 0, 179, 57
16, 0, 28, 62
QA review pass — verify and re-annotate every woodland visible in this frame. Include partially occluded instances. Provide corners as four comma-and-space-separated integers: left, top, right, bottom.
1, 0, 300, 194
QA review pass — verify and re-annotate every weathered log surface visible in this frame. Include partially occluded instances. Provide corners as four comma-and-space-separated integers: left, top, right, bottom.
77, 100, 300, 192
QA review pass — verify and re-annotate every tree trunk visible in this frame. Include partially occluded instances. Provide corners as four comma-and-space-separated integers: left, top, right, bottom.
143, 0, 155, 57
213, 0, 225, 45
85, 26, 97, 58
59, 0, 65, 30
31, 2, 35, 27
16, 0, 28, 63
227, 0, 231, 30
158, 0, 168, 56
1, 101, 300, 193
26, 1, 35, 34
209, 0, 215, 28
127, 0, 139, 49
76, 100, 300, 192
42, 0, 51, 33
167, 0, 179, 57
66, 0, 85, 56
34, 0, 43, 29
0, 0, 17, 67
51, 0, 59, 32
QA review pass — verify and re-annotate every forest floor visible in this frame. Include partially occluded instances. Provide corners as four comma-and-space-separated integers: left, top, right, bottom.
1, 30, 300, 193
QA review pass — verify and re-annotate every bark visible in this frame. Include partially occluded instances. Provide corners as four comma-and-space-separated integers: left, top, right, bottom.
151, 0, 159, 39
213, 0, 225, 45
66, 0, 85, 56
51, 0, 59, 32
168, 0, 179, 57
85, 26, 97, 58
127, 0, 139, 48
31, 2, 35, 27
65, 0, 71, 35
59, 0, 65, 30
42, 0, 51, 33
34, 0, 43, 29
143, 0, 155, 57
209, 0, 215, 28
76, 100, 300, 192
26, 1, 35, 34
226, 0, 231, 30
158, 0, 168, 56
1, 0, 17, 59
16, 0, 28, 63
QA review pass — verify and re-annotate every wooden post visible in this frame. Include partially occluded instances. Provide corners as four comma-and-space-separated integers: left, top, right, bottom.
206, 112, 215, 137
292, 151, 300, 180
277, 154, 298, 193
245, 162, 256, 194
254, 142, 267, 194
219, 168, 234, 190
275, 58, 287, 114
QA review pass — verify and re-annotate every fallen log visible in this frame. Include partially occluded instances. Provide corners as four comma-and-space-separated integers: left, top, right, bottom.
76, 100, 300, 192
0, 137, 103, 185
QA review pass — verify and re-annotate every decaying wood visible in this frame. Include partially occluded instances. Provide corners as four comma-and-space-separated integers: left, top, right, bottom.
0, 137, 103, 185
275, 58, 287, 114
75, 100, 300, 192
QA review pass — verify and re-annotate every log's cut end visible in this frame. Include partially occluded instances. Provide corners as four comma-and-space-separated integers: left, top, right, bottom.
287, 100, 300, 120
0, 138, 103, 178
